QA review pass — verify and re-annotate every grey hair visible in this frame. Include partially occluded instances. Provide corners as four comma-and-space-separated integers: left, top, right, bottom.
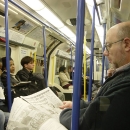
117, 25, 130, 39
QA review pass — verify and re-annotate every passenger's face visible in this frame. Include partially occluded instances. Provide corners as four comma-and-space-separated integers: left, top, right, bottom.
64, 69, 67, 73
103, 29, 125, 68
69, 67, 73, 72
10, 60, 15, 73
25, 61, 34, 71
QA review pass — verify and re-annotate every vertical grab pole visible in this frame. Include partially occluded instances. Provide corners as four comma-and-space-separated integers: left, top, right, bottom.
83, 33, 87, 100
88, 2, 95, 102
43, 26, 48, 87
71, 0, 85, 130
101, 23, 106, 85
70, 44, 73, 80
5, 0, 12, 111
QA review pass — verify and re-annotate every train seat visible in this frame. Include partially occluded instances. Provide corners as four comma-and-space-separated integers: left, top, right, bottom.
54, 75, 73, 93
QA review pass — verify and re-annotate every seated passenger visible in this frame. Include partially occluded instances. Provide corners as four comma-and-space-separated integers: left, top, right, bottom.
0, 110, 9, 130
0, 59, 8, 112
1, 57, 38, 105
1, 57, 19, 87
67, 65, 73, 80
0, 59, 4, 89
1, 57, 25, 105
59, 21, 130, 130
59, 66, 72, 89
16, 56, 46, 90
17, 56, 65, 101
16, 56, 34, 81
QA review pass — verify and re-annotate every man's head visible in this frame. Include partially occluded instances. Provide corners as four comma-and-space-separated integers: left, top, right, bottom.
21, 56, 34, 71
103, 21, 130, 68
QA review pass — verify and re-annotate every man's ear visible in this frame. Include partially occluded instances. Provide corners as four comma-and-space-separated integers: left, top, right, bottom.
124, 38, 130, 51
24, 64, 27, 68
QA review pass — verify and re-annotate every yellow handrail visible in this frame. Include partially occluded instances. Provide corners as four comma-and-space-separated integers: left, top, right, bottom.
33, 52, 36, 73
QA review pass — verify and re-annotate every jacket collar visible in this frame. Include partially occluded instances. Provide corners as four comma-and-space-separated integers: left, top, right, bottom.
23, 68, 33, 74
113, 62, 130, 76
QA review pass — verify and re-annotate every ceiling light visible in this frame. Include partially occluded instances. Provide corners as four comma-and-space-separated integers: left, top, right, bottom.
21, 0, 45, 11
59, 26, 75, 38
36, 8, 64, 28
6, 2, 42, 26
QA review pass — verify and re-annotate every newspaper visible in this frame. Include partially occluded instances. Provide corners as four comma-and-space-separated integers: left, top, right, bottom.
7, 87, 67, 130
0, 87, 5, 100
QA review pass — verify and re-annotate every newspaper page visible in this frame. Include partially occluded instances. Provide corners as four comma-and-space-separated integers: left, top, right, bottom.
21, 87, 63, 120
0, 87, 5, 100
7, 97, 67, 130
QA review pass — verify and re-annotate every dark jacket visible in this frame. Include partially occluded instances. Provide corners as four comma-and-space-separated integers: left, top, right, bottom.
1, 71, 27, 105
16, 68, 33, 81
16, 68, 46, 90
60, 65, 130, 130
1, 71, 39, 105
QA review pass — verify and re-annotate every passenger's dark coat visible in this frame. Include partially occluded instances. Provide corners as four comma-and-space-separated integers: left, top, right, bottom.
60, 65, 130, 130
1, 71, 44, 104
1, 71, 28, 105
16, 68, 33, 81
16, 68, 46, 90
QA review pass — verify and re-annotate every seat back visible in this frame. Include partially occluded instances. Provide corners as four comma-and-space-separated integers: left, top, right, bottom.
54, 75, 73, 93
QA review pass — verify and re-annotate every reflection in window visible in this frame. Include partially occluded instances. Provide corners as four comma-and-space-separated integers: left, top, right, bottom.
55, 56, 73, 75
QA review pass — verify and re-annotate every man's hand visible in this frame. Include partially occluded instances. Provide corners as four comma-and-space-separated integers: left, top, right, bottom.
59, 101, 72, 109
107, 68, 115, 77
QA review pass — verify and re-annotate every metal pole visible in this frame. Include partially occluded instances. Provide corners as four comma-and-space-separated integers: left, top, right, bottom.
71, 0, 85, 130
88, 4, 96, 102
8, 0, 75, 46
93, 0, 101, 25
101, 23, 106, 85
43, 27, 48, 87
5, 0, 12, 111
70, 44, 73, 80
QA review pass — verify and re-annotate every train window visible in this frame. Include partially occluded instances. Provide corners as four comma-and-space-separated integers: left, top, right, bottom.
55, 56, 74, 75
55, 56, 65, 75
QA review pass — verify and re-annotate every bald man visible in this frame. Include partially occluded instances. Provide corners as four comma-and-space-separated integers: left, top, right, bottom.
59, 21, 130, 130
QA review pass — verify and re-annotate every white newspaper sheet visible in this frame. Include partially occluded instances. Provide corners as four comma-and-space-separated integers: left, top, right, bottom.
21, 87, 63, 120
0, 87, 5, 100
7, 97, 67, 130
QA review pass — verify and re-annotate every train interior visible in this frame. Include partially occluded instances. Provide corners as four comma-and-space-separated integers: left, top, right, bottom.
0, 0, 129, 101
